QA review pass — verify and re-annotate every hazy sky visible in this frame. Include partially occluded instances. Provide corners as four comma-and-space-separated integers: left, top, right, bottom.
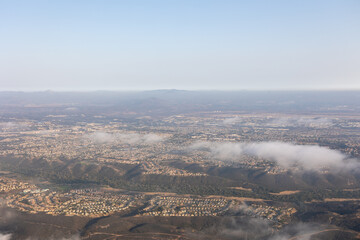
1, 0, 359, 91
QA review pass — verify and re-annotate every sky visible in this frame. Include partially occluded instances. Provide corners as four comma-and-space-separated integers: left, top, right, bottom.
0, 0, 359, 91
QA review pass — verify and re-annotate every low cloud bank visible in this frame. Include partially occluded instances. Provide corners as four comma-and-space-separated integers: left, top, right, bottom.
190, 141, 359, 172
87, 132, 165, 145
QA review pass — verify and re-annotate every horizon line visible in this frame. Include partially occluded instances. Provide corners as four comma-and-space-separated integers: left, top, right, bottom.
1, 88, 360, 93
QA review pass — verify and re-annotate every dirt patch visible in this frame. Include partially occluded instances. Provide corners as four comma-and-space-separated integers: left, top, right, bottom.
324, 198, 360, 202
270, 190, 301, 195
228, 187, 253, 192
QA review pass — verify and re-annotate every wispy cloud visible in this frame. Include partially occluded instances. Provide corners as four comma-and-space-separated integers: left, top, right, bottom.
269, 223, 325, 240
219, 217, 272, 239
87, 131, 115, 144
0, 203, 16, 240
186, 213, 325, 240
189, 141, 359, 172
223, 116, 242, 125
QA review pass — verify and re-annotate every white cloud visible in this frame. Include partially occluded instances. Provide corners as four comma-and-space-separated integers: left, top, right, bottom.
189, 141, 359, 172
142, 133, 164, 143
223, 116, 241, 125
186, 211, 325, 240
87, 132, 114, 144
269, 223, 324, 240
